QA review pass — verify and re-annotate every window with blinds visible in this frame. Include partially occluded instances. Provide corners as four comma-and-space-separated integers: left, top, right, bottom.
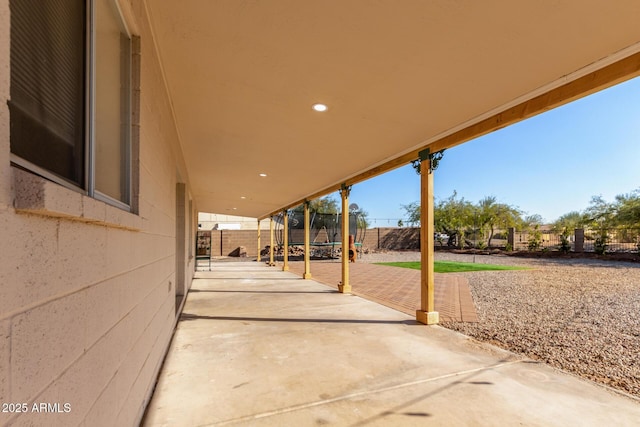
9, 0, 135, 210
9, 0, 86, 187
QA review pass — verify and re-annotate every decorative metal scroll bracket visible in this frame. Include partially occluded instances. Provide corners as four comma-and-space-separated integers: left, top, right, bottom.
412, 148, 445, 175
340, 183, 352, 197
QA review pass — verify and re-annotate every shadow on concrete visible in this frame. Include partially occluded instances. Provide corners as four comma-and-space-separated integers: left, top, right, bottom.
349, 361, 501, 426
192, 277, 306, 281
189, 289, 338, 294
179, 313, 419, 325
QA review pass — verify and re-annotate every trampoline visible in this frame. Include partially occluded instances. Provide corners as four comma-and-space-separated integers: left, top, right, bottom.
273, 210, 366, 258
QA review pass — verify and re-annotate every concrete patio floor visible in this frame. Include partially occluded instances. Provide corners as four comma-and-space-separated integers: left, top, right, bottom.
142, 263, 640, 426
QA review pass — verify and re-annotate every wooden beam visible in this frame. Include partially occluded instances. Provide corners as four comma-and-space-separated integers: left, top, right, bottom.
269, 216, 275, 266
338, 185, 351, 294
282, 210, 289, 271
303, 201, 312, 279
256, 220, 261, 262
259, 51, 640, 220
416, 150, 438, 325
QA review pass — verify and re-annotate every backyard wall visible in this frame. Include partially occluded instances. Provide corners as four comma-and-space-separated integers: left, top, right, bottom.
211, 229, 262, 257
214, 226, 635, 256
362, 227, 420, 250
205, 227, 422, 257
0, 2, 196, 426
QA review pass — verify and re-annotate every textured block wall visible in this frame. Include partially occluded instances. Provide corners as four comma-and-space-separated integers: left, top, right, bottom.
204, 227, 422, 258
0, 1, 195, 425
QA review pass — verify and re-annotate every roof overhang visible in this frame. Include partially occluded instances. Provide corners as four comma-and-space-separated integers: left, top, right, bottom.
144, 1, 640, 219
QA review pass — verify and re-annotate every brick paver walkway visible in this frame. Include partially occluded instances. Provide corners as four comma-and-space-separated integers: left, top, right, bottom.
286, 260, 478, 322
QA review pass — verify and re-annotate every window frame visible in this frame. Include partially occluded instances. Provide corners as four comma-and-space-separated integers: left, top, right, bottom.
9, 0, 136, 213
89, 0, 133, 211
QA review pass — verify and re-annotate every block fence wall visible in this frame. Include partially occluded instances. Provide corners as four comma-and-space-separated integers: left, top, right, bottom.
202, 227, 422, 257
205, 226, 632, 257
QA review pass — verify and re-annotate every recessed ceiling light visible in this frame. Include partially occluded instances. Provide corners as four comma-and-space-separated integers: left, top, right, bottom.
240, 196, 246, 199
259, 173, 267, 177
312, 103, 328, 112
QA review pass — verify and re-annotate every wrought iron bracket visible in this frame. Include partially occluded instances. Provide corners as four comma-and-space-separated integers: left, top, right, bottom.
414, 148, 445, 175
340, 183, 352, 197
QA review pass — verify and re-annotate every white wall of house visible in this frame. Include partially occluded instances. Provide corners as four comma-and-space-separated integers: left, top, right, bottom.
198, 212, 270, 231
0, 1, 195, 425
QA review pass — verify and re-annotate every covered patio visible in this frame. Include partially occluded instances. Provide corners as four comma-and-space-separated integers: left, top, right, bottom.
142, 262, 640, 426
145, 1, 640, 423
4, 2, 640, 425
147, 0, 640, 324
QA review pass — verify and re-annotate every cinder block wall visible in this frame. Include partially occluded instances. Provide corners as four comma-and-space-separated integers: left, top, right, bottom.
207, 227, 422, 257
211, 230, 263, 257
0, 2, 196, 426
362, 227, 420, 250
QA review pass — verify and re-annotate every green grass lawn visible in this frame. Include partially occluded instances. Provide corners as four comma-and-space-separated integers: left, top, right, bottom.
375, 261, 529, 273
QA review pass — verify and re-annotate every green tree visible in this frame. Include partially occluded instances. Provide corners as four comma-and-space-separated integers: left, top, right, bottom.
292, 196, 370, 230
612, 189, 640, 228
434, 191, 475, 248
581, 189, 640, 253
516, 214, 544, 251
402, 191, 525, 248
401, 201, 421, 227
584, 195, 616, 254
289, 196, 340, 231
581, 189, 640, 230
527, 224, 543, 251
584, 195, 615, 228
310, 196, 339, 214
355, 208, 370, 229
520, 214, 544, 231
552, 211, 588, 234
552, 211, 588, 253
476, 196, 522, 247
612, 190, 640, 248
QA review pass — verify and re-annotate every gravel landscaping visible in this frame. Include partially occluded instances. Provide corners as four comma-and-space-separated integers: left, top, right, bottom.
362, 250, 640, 399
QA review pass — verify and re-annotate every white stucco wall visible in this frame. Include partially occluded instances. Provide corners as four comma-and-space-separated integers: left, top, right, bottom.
0, 1, 195, 425
198, 212, 270, 230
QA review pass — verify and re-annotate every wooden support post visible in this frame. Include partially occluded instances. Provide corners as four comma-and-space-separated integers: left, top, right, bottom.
416, 149, 439, 325
282, 210, 289, 271
303, 201, 312, 279
269, 217, 275, 266
257, 220, 261, 262
339, 185, 351, 293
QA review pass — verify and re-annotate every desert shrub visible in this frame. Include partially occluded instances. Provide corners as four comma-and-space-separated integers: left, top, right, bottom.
594, 231, 608, 255
527, 225, 542, 251
559, 229, 572, 254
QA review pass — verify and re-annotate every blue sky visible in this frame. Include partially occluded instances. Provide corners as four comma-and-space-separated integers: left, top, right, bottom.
344, 76, 640, 227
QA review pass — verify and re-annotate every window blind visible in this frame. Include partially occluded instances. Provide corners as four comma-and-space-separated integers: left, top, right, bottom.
9, 0, 86, 187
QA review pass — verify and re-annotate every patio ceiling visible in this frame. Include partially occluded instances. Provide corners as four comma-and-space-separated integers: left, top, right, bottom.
144, 1, 640, 219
